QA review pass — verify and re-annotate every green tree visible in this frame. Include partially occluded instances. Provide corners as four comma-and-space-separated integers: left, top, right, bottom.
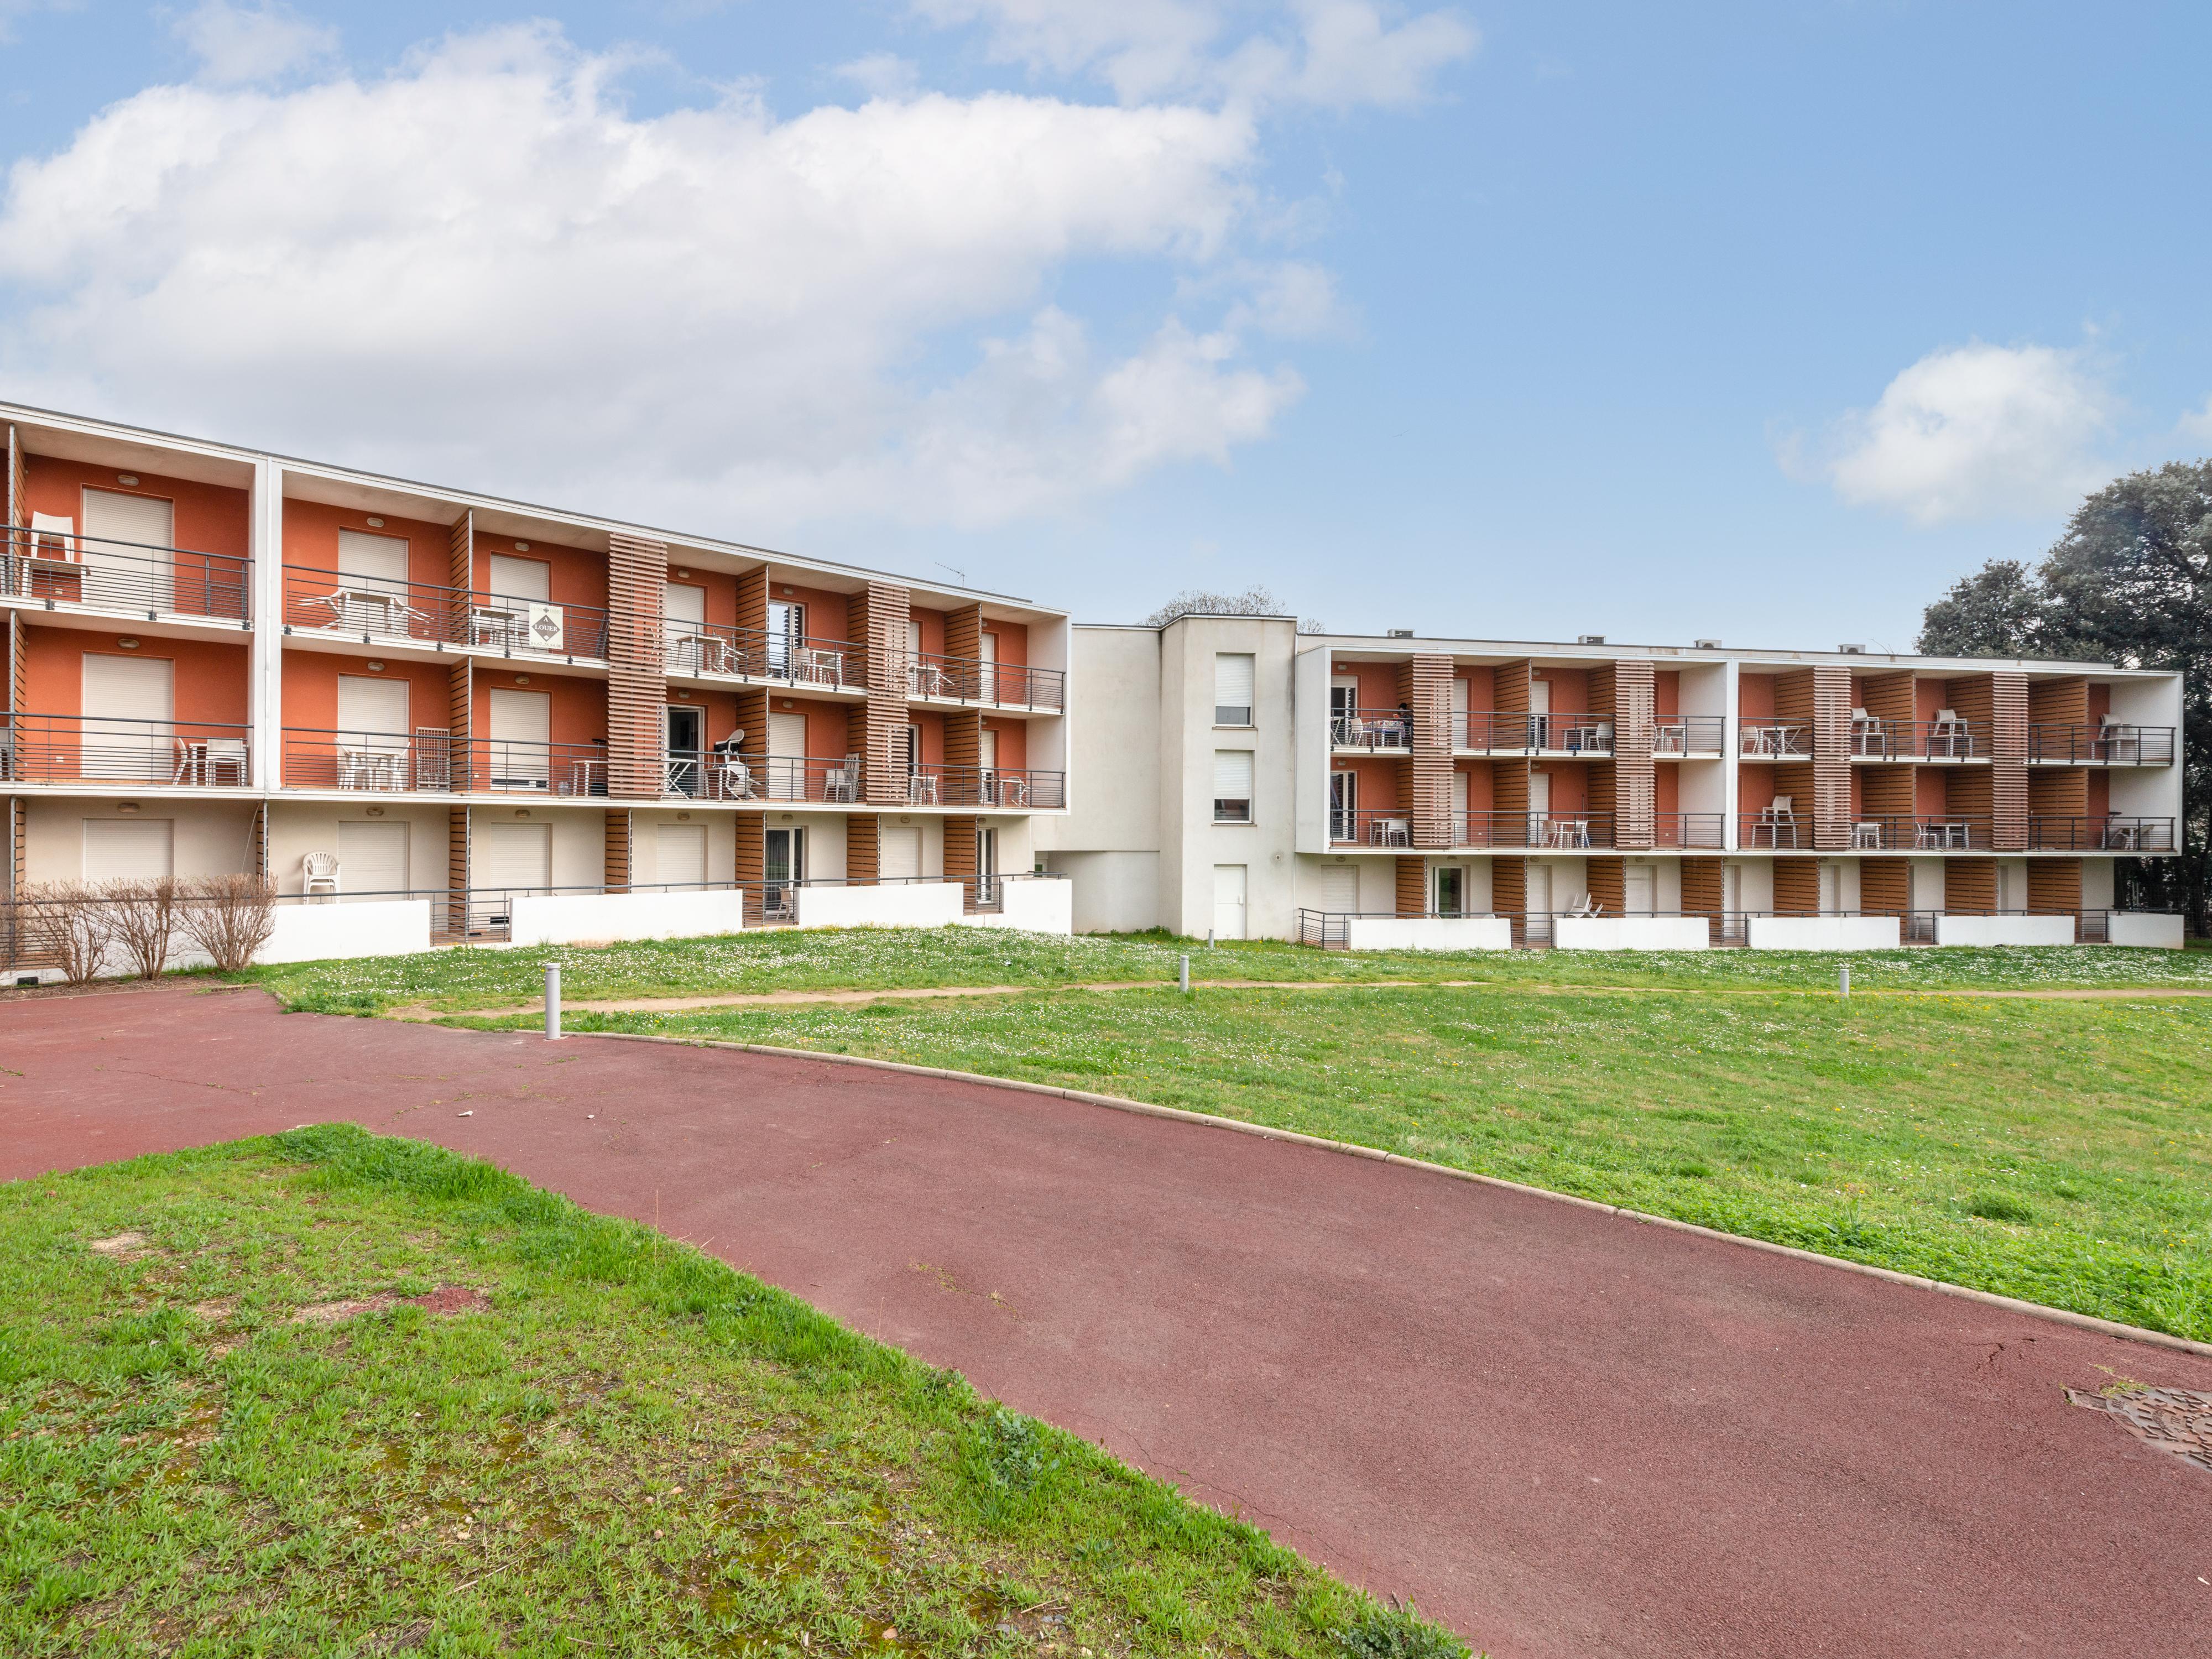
1919, 462, 2211, 928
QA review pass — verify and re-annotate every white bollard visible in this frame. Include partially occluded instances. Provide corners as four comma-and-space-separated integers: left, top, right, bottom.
1839, 964, 1850, 1000
1179, 953, 1191, 994
545, 962, 563, 1040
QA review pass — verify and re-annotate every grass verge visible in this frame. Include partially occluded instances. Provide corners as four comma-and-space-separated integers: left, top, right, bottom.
246, 927, 2212, 1017
1, 1126, 1470, 1658
507, 985, 2212, 1343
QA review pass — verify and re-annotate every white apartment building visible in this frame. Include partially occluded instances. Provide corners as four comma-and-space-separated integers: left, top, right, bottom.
1034, 613, 2185, 946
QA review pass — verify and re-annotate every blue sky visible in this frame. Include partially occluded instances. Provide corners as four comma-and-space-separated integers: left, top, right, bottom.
1, 2, 2206, 649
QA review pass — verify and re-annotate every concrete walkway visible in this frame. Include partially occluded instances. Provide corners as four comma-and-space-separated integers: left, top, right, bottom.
4, 983, 2208, 1658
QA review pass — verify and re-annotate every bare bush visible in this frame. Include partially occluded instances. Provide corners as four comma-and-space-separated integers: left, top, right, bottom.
179, 875, 279, 973
24, 883, 117, 985
103, 878, 179, 979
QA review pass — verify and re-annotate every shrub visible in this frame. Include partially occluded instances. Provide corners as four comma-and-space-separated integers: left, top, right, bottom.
179, 875, 278, 972
23, 883, 117, 985
103, 878, 179, 979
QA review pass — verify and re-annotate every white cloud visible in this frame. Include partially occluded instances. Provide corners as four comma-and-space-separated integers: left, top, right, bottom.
836, 52, 921, 100
912, 0, 1477, 109
1806, 342, 2117, 525
170, 0, 337, 85
0, 24, 1305, 532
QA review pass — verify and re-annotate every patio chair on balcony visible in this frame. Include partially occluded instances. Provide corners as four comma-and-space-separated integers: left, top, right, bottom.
1850, 707, 1886, 757
1851, 820, 1883, 849
1930, 709, 1971, 757
824, 754, 862, 803
1754, 795, 1797, 847
1369, 817, 1411, 847
1566, 895, 1604, 917
996, 773, 1030, 808
302, 851, 340, 901
27, 512, 78, 562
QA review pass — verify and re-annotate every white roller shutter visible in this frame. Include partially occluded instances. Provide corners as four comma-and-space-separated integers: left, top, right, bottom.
337, 821, 409, 899
487, 688, 550, 789
475, 822, 550, 893
880, 826, 922, 881
656, 824, 706, 890
337, 530, 409, 586
83, 817, 173, 880
81, 489, 174, 610
81, 653, 174, 780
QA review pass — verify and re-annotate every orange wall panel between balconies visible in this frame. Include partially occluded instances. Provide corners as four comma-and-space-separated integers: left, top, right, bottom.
1334, 757, 1402, 811
768, 581, 851, 643
760, 695, 855, 759
471, 667, 606, 747
980, 619, 1028, 669
1655, 765, 1679, 816
21, 626, 248, 724
1914, 679, 1949, 722
1738, 674, 1777, 720
910, 607, 950, 657
2086, 683, 2111, 724
664, 563, 738, 630
661, 688, 745, 749
1535, 761, 1589, 812
1913, 769, 1948, 815
473, 535, 608, 612
2088, 771, 2110, 817
1533, 666, 1588, 712
906, 709, 947, 766
980, 716, 1027, 770
280, 653, 453, 733
1454, 760, 1494, 812
23, 456, 250, 560
1737, 764, 1776, 813
1653, 670, 1681, 720
1335, 661, 1401, 709
1455, 665, 1495, 711
283, 499, 455, 588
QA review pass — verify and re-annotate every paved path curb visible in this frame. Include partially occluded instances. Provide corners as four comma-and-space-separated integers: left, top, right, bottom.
581, 1026, 2212, 1361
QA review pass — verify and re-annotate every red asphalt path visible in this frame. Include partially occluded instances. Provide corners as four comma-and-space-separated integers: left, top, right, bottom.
4, 983, 2209, 1657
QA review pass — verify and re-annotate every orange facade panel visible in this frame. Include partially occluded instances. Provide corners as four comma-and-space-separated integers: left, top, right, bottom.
23, 455, 250, 563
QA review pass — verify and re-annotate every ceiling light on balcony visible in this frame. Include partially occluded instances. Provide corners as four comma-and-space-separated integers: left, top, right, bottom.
118, 802, 140, 813
366, 660, 385, 671
516, 541, 531, 551
366, 517, 384, 527
117, 637, 140, 649
117, 474, 139, 486
514, 675, 530, 685
515, 809, 530, 819
366, 806, 385, 818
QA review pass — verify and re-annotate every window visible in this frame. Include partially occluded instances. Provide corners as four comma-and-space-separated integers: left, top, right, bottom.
768, 600, 805, 675
1213, 749, 1254, 823
1214, 653, 1255, 726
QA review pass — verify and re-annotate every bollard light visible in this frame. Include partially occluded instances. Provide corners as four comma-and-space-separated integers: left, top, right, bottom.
1840, 964, 1850, 1000
545, 962, 563, 1040
1180, 953, 1191, 995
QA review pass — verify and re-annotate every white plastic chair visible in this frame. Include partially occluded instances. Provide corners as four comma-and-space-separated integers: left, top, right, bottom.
302, 851, 340, 901
28, 512, 77, 560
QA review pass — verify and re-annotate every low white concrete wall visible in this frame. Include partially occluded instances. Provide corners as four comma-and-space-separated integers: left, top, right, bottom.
792, 883, 966, 930
258, 899, 433, 965
1555, 916, 1710, 951
510, 889, 745, 947
960, 878, 1074, 935
2109, 912, 2185, 949
1746, 915, 1902, 952
1933, 914, 2075, 948
1343, 916, 1513, 952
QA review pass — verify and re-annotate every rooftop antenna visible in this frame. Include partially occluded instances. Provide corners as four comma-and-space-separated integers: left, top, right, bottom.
936, 562, 969, 588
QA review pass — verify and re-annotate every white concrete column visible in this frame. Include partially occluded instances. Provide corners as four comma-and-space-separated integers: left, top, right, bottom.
248, 458, 285, 793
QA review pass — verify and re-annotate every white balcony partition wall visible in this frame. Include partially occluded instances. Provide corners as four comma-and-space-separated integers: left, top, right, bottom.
1555, 915, 1709, 950
509, 888, 743, 946
792, 882, 964, 930
2109, 913, 2184, 947
1342, 915, 1511, 951
959, 876, 1073, 933
258, 898, 432, 964
1934, 914, 2076, 947
1746, 915, 1902, 950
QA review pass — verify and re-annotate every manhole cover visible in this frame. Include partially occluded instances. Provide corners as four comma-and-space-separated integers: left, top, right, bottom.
2067, 1386, 2212, 1474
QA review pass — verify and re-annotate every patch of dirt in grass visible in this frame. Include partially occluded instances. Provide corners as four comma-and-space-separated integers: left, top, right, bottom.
88, 1232, 152, 1258
294, 1284, 490, 1323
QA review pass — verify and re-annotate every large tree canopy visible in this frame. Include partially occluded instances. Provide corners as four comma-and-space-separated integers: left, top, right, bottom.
1919, 461, 2212, 924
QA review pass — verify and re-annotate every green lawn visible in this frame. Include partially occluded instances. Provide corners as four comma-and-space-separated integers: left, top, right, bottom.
514, 985, 2212, 1343
248, 926, 2212, 1016
1, 1128, 1467, 1658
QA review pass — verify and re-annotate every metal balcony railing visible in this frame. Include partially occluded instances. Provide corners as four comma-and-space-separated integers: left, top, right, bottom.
282, 565, 609, 661
1652, 812, 1727, 848
282, 728, 456, 792
4, 525, 252, 624
662, 624, 860, 690
1, 712, 252, 786
1833, 815, 1995, 851
1333, 709, 1412, 750
907, 652, 1066, 711
1848, 718, 1990, 760
1449, 713, 1614, 754
1651, 716, 1726, 755
2027, 815, 2176, 852
2028, 724, 2177, 765
1326, 810, 1617, 848
898, 765, 1065, 809
468, 738, 613, 796
1739, 722, 1812, 758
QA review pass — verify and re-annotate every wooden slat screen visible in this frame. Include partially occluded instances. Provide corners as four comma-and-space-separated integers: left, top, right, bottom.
857, 582, 911, 806
1585, 856, 1625, 914
1406, 654, 1453, 848
945, 603, 982, 664
1491, 856, 1526, 943
447, 510, 472, 644
736, 566, 769, 635
847, 814, 879, 885
2027, 858, 2080, 914
1395, 855, 1426, 917
1772, 857, 1819, 914
447, 807, 469, 938
1493, 757, 1530, 833
1679, 855, 1722, 940
447, 658, 472, 790
945, 709, 981, 773
1812, 665, 1852, 849
606, 533, 670, 799
1856, 671, 1913, 724
1990, 671, 2028, 849
734, 816, 763, 923
1858, 859, 1907, 915
604, 810, 631, 891
6, 424, 22, 536
2027, 675, 2087, 728
251, 802, 268, 880
736, 687, 769, 785
1858, 764, 1912, 822
1944, 859, 1995, 912
6, 609, 22, 717
2028, 766, 2086, 818
7, 795, 22, 905
942, 815, 977, 885
1607, 660, 1655, 848
1493, 659, 1531, 715
1586, 664, 1616, 833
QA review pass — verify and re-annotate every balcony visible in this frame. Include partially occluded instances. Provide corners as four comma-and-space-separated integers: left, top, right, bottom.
473, 738, 613, 797
2028, 724, 2176, 765
907, 652, 1066, 712
282, 565, 609, 662
5, 525, 250, 626
283, 728, 456, 792
2028, 815, 2177, 852
1453, 713, 1615, 755
1651, 716, 1726, 757
663, 625, 859, 691
1653, 812, 1726, 848
1327, 810, 1618, 848
898, 765, 1065, 810
1333, 708, 1411, 750
1848, 717, 1990, 761
2, 712, 252, 786
1739, 723, 1811, 759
